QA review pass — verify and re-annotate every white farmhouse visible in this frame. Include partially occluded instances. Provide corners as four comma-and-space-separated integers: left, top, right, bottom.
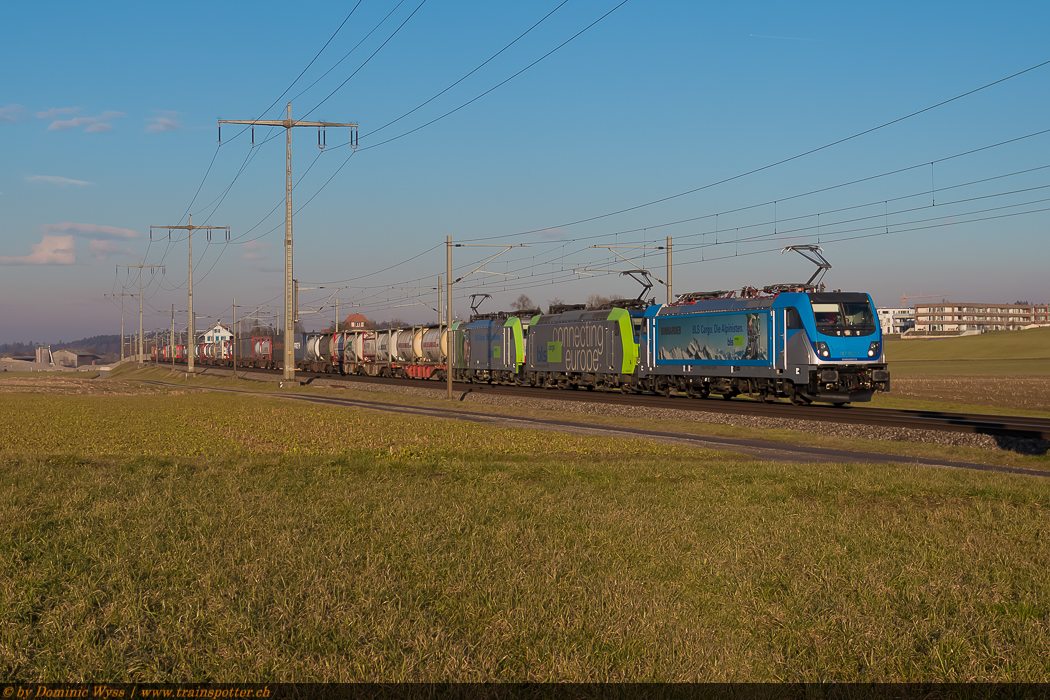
198, 321, 233, 344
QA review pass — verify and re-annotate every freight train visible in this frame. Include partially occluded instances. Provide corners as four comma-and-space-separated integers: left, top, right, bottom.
154, 268, 889, 405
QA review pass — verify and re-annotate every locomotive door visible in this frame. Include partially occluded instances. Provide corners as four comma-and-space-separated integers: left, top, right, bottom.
503, 325, 511, 371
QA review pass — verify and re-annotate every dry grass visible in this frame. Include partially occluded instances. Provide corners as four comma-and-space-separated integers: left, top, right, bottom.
886, 375, 1050, 412
0, 375, 162, 396
3, 449, 1050, 682
1, 384, 1050, 681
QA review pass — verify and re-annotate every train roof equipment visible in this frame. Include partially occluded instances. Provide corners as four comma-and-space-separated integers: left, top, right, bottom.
770, 245, 831, 291
547, 303, 587, 314
468, 293, 492, 317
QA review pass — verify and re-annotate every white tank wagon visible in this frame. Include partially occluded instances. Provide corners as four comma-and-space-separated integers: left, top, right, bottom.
335, 325, 451, 379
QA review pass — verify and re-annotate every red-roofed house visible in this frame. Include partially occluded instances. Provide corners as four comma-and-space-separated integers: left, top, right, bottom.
341, 313, 370, 330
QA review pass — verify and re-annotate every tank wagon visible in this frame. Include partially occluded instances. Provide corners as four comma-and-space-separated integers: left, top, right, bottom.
327, 325, 451, 379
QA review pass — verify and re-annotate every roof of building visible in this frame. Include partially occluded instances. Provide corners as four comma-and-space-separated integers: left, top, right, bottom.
53, 348, 99, 357
342, 313, 370, 325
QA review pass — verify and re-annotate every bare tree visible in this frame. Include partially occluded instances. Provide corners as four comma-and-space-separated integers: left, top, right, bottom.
510, 294, 535, 311
375, 318, 406, 330
547, 297, 565, 308
586, 293, 613, 309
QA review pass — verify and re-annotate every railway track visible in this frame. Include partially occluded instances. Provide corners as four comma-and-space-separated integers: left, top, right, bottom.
153, 362, 1050, 443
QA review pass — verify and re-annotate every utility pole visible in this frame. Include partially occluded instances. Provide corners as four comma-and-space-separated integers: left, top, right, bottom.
115, 263, 161, 365
447, 236, 452, 400
219, 102, 358, 382
105, 292, 137, 361
233, 297, 237, 377
171, 305, 175, 370
151, 215, 229, 375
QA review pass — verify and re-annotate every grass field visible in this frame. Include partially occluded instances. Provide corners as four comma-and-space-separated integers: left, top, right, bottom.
2, 374, 1050, 681
883, 328, 1050, 411
885, 327, 1050, 363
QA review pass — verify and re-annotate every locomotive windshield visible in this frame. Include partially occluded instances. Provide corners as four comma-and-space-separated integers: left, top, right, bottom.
810, 295, 876, 336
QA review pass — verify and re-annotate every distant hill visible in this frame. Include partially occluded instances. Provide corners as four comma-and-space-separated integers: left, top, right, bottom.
0, 334, 123, 357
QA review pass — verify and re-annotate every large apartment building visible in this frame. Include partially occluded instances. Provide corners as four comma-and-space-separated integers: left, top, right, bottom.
913, 303, 1050, 332
876, 307, 915, 335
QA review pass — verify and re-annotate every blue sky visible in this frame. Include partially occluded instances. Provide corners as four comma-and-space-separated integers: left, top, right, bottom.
2, 1, 1048, 344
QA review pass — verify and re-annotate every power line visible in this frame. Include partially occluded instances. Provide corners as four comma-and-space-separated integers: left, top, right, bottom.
345, 0, 632, 152
459, 58, 1050, 242
304, 0, 430, 119
290, 0, 410, 106
363, 0, 571, 140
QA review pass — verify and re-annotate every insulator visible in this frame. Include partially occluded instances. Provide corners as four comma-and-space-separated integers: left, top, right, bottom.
218, 124, 221, 143
251, 127, 255, 147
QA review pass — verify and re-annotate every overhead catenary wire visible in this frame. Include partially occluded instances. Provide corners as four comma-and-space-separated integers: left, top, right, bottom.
458, 58, 1050, 242
301, 151, 1050, 300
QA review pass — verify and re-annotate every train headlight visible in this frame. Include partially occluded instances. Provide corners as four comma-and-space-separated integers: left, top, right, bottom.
868, 341, 880, 358
813, 341, 830, 358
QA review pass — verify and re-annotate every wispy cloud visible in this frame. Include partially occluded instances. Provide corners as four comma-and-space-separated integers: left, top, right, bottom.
0, 235, 76, 266
1, 104, 29, 124
45, 110, 125, 132
35, 107, 79, 120
145, 110, 182, 133
242, 240, 273, 261
26, 175, 92, 186
89, 239, 137, 260
42, 222, 139, 239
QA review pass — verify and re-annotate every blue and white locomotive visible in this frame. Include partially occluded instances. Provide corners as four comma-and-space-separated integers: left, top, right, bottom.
636, 287, 888, 404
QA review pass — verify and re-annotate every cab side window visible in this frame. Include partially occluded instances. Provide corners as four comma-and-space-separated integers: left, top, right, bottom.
787, 308, 803, 329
